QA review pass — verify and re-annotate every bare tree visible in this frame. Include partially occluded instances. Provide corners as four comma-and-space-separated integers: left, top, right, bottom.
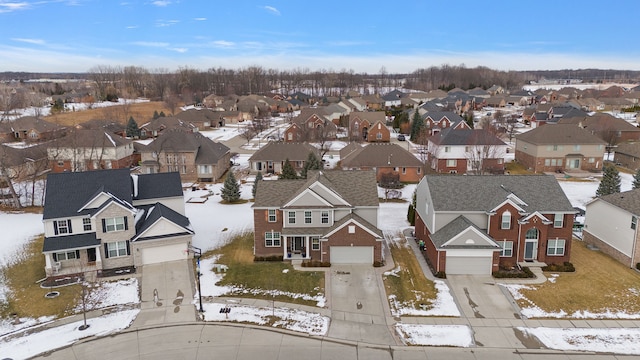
464, 132, 505, 175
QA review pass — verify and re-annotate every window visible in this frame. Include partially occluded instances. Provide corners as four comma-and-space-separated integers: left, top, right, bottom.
54, 251, 78, 261
547, 239, 565, 256
444, 146, 451, 153
311, 237, 320, 250
417, 167, 421, 174
265, 231, 281, 247
553, 145, 558, 151
376, 133, 382, 140
348, 225, 356, 234
305, 211, 312, 224
632, 216, 637, 230
402, 167, 407, 174
554, 213, 564, 228
500, 241, 513, 257
55, 220, 71, 234
525, 228, 539, 240
501, 211, 511, 229
588, 157, 595, 163
446, 159, 457, 167
321, 211, 329, 224
573, 144, 581, 151
104, 217, 126, 232
198, 165, 212, 174
268, 209, 277, 222
107, 241, 128, 258
287, 132, 293, 141
465, 146, 470, 152
288, 211, 296, 224
83, 218, 92, 231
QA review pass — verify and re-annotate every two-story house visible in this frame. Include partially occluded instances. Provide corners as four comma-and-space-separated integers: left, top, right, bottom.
339, 143, 424, 183
42, 168, 193, 279
414, 175, 575, 275
249, 142, 320, 174
427, 128, 508, 174
139, 130, 231, 182
348, 111, 389, 142
515, 124, 606, 173
583, 189, 640, 268
283, 108, 337, 142
253, 170, 383, 265
47, 129, 138, 173
417, 111, 470, 136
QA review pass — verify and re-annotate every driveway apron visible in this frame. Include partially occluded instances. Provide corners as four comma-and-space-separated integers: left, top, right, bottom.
327, 264, 397, 345
132, 259, 197, 327
446, 275, 519, 320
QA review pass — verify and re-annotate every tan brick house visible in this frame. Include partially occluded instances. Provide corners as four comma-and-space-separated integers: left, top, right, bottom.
252, 170, 383, 265
340, 143, 424, 183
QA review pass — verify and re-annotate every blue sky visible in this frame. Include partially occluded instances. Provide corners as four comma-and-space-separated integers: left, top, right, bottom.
1, 0, 639, 73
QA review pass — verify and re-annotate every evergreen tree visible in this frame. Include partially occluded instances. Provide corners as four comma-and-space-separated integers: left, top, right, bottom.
126, 116, 140, 138
596, 165, 621, 197
252, 171, 262, 198
221, 171, 241, 202
410, 109, 424, 142
634, 168, 640, 189
407, 189, 417, 225
280, 158, 298, 179
300, 152, 321, 179
153, 110, 160, 119
159, 111, 166, 117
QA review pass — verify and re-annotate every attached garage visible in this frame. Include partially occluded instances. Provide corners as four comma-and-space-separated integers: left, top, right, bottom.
445, 255, 493, 275
330, 246, 374, 264
140, 242, 189, 265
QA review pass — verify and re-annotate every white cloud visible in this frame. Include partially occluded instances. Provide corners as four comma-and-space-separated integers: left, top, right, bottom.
212, 40, 234, 48
169, 47, 187, 53
194, 17, 206, 21
151, 0, 170, 6
0, 2, 30, 13
155, 19, 179, 27
126, 25, 139, 29
263, 5, 280, 15
11, 38, 45, 45
130, 41, 169, 47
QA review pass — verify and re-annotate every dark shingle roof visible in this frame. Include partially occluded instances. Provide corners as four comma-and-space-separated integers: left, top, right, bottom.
249, 142, 319, 162
43, 233, 101, 252
429, 128, 506, 146
133, 202, 193, 241
340, 143, 423, 168
134, 172, 183, 200
598, 188, 640, 216
515, 124, 607, 145
425, 174, 574, 213
142, 130, 230, 164
430, 215, 498, 249
52, 129, 132, 148
253, 170, 379, 208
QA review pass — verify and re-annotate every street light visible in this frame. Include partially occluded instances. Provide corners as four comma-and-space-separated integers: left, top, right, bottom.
189, 245, 204, 313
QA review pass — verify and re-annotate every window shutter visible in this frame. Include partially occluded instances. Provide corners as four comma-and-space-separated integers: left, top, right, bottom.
53, 253, 57, 261
102, 219, 106, 233
75, 250, 80, 258
125, 240, 131, 255
104, 243, 109, 258
54, 221, 59, 235
124, 216, 128, 230
67, 219, 73, 233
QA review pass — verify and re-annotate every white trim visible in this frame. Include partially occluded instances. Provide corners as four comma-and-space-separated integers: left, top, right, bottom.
518, 211, 552, 225
90, 200, 137, 218
283, 188, 334, 208
131, 216, 194, 241
323, 218, 381, 239
440, 226, 500, 248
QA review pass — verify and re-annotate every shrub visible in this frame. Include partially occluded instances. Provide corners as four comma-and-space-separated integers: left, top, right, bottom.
542, 262, 575, 272
636, 262, 640, 270
253, 255, 283, 262
301, 260, 331, 268
373, 260, 385, 267
493, 266, 535, 278
435, 271, 447, 279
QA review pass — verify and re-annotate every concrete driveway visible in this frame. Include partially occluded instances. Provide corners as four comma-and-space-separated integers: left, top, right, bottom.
131, 259, 197, 328
326, 264, 398, 345
446, 275, 520, 320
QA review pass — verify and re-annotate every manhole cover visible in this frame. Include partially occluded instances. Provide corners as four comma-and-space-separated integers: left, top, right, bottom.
44, 291, 60, 299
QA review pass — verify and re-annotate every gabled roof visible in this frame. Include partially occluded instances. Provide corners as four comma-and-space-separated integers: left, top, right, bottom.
428, 128, 506, 147
133, 202, 193, 241
142, 130, 230, 164
140, 116, 197, 132
0, 143, 47, 166
596, 188, 640, 216
340, 143, 423, 168
515, 124, 606, 145
559, 113, 640, 133
3, 116, 65, 133
249, 142, 319, 162
322, 212, 383, 239
50, 129, 132, 148
423, 174, 574, 214
430, 215, 500, 249
174, 108, 223, 123
423, 111, 465, 125
349, 111, 386, 124
43, 232, 101, 252
43, 169, 184, 219
253, 170, 379, 208
614, 142, 640, 158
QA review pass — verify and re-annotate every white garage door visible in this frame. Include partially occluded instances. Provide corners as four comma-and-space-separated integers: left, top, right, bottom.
330, 246, 373, 264
446, 256, 492, 275
140, 243, 188, 265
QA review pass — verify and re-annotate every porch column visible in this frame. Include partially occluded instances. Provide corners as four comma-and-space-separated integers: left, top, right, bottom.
95, 246, 102, 268
44, 253, 52, 269
305, 236, 310, 259
283, 236, 289, 258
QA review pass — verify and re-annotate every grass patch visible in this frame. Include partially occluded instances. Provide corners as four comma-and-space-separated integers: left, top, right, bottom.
45, 101, 172, 127
505, 161, 534, 175
383, 238, 437, 313
517, 239, 640, 316
207, 232, 324, 306
219, 199, 250, 205
0, 235, 81, 319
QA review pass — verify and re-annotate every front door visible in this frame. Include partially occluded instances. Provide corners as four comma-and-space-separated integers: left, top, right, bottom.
87, 248, 97, 263
524, 241, 538, 260
293, 236, 304, 253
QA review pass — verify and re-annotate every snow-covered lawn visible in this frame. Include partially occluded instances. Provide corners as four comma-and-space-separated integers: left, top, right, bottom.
519, 327, 640, 355
395, 324, 474, 347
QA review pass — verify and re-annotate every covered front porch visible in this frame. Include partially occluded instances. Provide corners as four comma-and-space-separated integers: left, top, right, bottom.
281, 229, 322, 260
43, 233, 102, 277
